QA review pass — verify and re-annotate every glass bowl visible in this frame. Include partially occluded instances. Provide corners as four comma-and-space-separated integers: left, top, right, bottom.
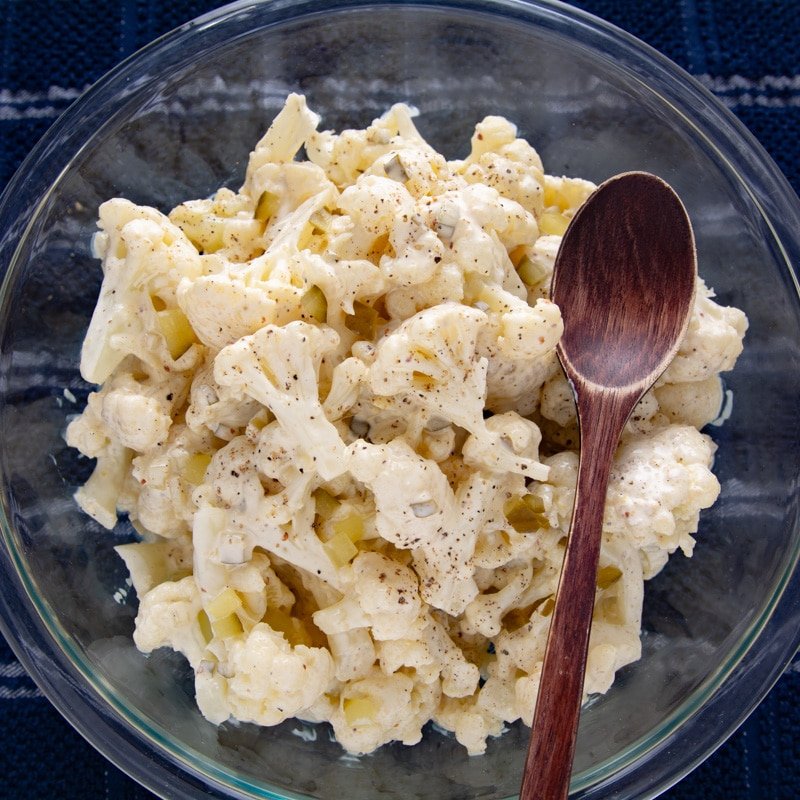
1, 1, 800, 798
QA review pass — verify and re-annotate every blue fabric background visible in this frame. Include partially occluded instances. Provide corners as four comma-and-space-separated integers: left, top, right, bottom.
1, 0, 799, 797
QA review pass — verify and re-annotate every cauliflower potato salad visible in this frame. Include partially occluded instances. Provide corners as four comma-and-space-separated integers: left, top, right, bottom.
66, 94, 748, 756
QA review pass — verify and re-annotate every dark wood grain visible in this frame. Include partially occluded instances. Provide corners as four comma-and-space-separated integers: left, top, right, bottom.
520, 173, 696, 800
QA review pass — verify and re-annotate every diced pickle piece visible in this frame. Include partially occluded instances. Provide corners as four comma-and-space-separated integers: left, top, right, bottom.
207, 587, 242, 621
517, 255, 548, 287
343, 695, 378, 725
538, 212, 569, 236
300, 285, 328, 324
157, 307, 198, 360
332, 512, 365, 543
255, 190, 280, 223
345, 301, 380, 340
184, 452, 212, 485
263, 607, 313, 647
539, 596, 555, 617
198, 610, 213, 644
596, 565, 623, 590
211, 612, 244, 639
323, 531, 359, 568
503, 494, 548, 533
313, 488, 341, 520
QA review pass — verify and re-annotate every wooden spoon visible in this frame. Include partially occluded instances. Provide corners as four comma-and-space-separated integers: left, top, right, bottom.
520, 172, 697, 800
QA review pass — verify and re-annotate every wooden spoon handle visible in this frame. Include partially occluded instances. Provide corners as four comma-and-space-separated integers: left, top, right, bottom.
520, 391, 635, 800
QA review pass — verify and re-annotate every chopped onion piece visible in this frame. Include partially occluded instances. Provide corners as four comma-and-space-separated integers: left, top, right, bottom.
218, 532, 247, 565
411, 500, 438, 518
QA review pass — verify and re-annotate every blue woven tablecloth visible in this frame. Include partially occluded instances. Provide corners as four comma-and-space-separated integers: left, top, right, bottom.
1, 1, 799, 797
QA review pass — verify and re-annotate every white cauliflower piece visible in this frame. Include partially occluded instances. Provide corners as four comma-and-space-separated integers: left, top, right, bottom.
133, 575, 206, 667
463, 562, 533, 638
306, 102, 427, 188
368, 303, 547, 479
654, 375, 723, 428
115, 537, 192, 597
214, 321, 347, 480
185, 359, 261, 440
604, 426, 720, 557
73, 442, 132, 530
241, 93, 321, 196
328, 669, 440, 754
434, 695, 504, 756
100, 388, 172, 452
313, 552, 422, 641
377, 615, 481, 698
195, 624, 334, 726
662, 280, 748, 383
327, 628, 376, 683
457, 115, 546, 217
81, 199, 202, 384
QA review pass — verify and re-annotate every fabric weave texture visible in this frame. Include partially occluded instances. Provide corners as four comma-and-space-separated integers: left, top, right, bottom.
1, 1, 798, 798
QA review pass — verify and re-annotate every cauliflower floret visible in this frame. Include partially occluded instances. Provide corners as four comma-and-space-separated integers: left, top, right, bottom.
81, 199, 203, 384
185, 359, 261, 440
654, 375, 724, 428
434, 695, 505, 756
72, 442, 132, 529
133, 575, 206, 667
100, 388, 172, 452
64, 395, 110, 458
605, 426, 720, 557
214, 321, 348, 480
544, 426, 720, 559
457, 116, 546, 218
475, 285, 563, 414
368, 303, 548, 479
241, 93, 321, 196
313, 552, 422, 640
195, 624, 334, 726
327, 627, 376, 683
328, 669, 440, 754
168, 188, 262, 263
662, 280, 748, 383
462, 561, 533, 638
306, 103, 427, 188
115, 536, 192, 597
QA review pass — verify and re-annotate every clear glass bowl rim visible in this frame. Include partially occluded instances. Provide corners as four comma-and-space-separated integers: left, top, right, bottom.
1, 1, 800, 799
